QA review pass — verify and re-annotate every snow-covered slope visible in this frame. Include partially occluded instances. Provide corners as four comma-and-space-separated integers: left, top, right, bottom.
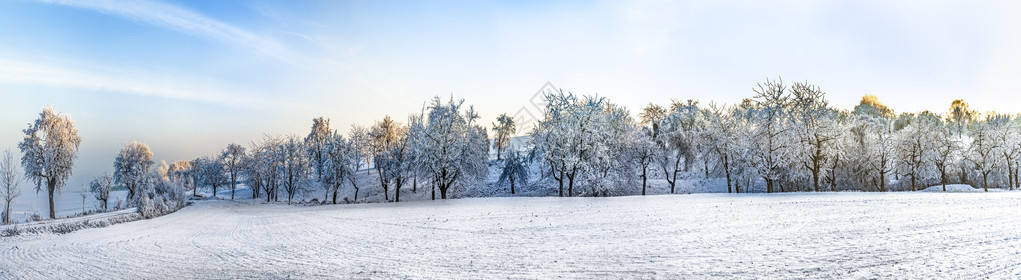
3, 192, 1021, 279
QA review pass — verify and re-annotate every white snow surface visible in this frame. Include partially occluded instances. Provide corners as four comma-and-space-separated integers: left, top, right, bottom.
918, 184, 1008, 193
919, 184, 983, 192
2, 192, 1021, 279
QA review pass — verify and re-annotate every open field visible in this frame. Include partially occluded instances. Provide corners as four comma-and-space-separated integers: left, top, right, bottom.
2, 192, 1021, 279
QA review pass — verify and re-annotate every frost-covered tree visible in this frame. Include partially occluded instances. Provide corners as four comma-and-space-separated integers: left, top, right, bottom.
654, 100, 703, 193
306, 117, 331, 192
585, 101, 635, 196
893, 112, 939, 191
199, 155, 228, 198
531, 90, 606, 196
245, 135, 282, 201
947, 99, 978, 137
729, 105, 760, 193
749, 78, 793, 193
968, 115, 1002, 191
704, 104, 741, 193
1, 149, 23, 224
497, 150, 529, 194
639, 103, 667, 128
349, 124, 373, 175
991, 115, 1021, 190
492, 113, 516, 160
168, 160, 192, 192
370, 116, 407, 201
189, 157, 206, 197
849, 109, 895, 192
345, 128, 367, 202
628, 126, 657, 195
279, 135, 309, 204
221, 143, 247, 200
19, 106, 82, 219
155, 160, 170, 181
417, 96, 489, 200
89, 172, 114, 211
136, 171, 186, 219
789, 81, 842, 192
406, 113, 425, 195
114, 141, 154, 204
323, 131, 357, 204
931, 122, 959, 192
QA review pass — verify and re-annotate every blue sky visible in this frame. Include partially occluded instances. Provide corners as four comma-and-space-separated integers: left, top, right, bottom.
2, 0, 1021, 189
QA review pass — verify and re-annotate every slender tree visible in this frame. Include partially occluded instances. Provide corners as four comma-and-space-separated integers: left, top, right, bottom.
89, 172, 114, 211
492, 113, 516, 160
1, 149, 23, 224
306, 117, 331, 198
221, 143, 247, 200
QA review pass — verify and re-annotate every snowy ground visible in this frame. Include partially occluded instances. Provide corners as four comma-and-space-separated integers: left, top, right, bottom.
2, 192, 1021, 279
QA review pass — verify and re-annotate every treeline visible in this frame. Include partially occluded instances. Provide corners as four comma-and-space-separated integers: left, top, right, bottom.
529, 77, 1018, 195
5, 78, 1018, 222
170, 96, 490, 204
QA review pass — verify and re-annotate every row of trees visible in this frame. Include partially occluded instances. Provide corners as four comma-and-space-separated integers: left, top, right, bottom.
526, 78, 1019, 197
164, 96, 490, 205
7, 80, 1020, 221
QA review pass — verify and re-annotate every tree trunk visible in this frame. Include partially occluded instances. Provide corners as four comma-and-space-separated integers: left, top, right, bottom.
1008, 165, 1014, 191
879, 171, 886, 192
48, 183, 56, 219
129, 183, 136, 203
1008, 168, 1016, 190
354, 187, 360, 202
567, 173, 575, 197
332, 187, 338, 204
557, 176, 564, 197
377, 167, 388, 201
941, 169, 947, 192
812, 164, 820, 192
641, 168, 647, 196
704, 160, 709, 179
723, 156, 731, 194
510, 177, 516, 195
980, 172, 988, 192
440, 185, 448, 199
766, 178, 774, 193
395, 184, 401, 202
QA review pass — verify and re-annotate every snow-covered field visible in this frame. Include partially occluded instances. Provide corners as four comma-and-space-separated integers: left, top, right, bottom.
2, 192, 1021, 279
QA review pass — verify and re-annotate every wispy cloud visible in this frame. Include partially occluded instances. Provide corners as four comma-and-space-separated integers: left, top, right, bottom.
35, 0, 307, 64
0, 57, 271, 108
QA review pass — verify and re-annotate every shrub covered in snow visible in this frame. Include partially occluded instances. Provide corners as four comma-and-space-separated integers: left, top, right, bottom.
136, 174, 187, 219
26, 208, 43, 222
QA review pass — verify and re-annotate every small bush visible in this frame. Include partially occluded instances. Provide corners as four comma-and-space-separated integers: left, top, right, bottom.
26, 208, 43, 222
136, 176, 187, 219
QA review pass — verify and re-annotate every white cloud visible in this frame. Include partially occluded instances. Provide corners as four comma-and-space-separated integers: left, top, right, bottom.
0, 57, 271, 108
35, 0, 308, 64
